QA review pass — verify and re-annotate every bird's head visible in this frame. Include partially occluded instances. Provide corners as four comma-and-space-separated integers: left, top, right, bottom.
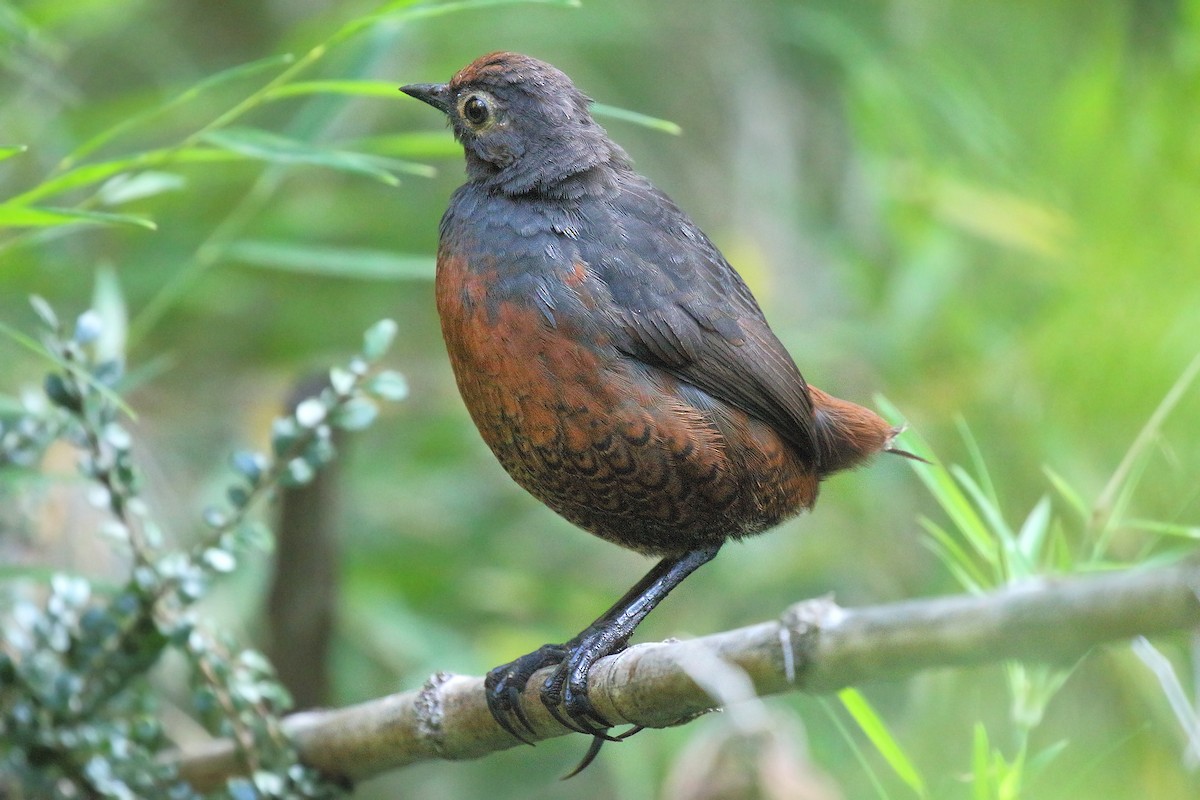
401, 52, 626, 196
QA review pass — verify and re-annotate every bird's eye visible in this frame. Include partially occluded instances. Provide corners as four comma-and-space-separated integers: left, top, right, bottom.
462, 95, 491, 126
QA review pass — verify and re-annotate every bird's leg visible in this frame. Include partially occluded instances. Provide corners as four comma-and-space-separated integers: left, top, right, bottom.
542, 545, 722, 731
483, 546, 721, 765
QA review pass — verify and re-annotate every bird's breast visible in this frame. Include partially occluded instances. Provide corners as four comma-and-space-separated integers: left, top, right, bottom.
435, 242, 817, 555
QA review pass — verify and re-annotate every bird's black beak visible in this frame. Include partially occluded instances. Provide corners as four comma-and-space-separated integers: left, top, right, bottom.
400, 82, 451, 114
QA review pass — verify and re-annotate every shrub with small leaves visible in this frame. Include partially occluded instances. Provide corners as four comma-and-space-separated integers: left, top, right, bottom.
0, 299, 405, 798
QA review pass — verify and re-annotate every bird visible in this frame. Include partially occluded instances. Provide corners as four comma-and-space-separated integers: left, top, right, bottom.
401, 51, 918, 772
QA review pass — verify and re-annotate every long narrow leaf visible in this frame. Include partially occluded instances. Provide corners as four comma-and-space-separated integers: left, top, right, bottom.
1016, 496, 1052, 566
592, 103, 682, 135
264, 79, 401, 101
201, 128, 400, 185
819, 697, 894, 800
97, 172, 186, 206
955, 416, 1000, 509
227, 240, 434, 280
62, 53, 295, 167
334, 0, 582, 46
0, 145, 28, 162
1042, 466, 1088, 523
0, 319, 137, 420
839, 688, 928, 799
919, 518, 989, 593
356, 132, 459, 159
952, 465, 1022, 578
972, 723, 992, 800
876, 397, 997, 565
0, 205, 156, 230
1093, 351, 1200, 533
1117, 519, 1200, 539
9, 148, 243, 205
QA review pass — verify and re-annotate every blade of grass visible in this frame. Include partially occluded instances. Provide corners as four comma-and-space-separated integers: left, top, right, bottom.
1015, 496, 1052, 570
263, 79, 403, 101
1092, 351, 1200, 534
819, 696, 894, 800
227, 240, 434, 281
972, 723, 992, 800
201, 128, 400, 185
7, 148, 244, 206
875, 398, 997, 565
334, 0, 582, 46
838, 688, 928, 799
592, 103, 682, 135
60, 53, 296, 169
919, 518, 990, 592
1131, 637, 1200, 765
1042, 466, 1089, 523
0, 319, 136, 421
1117, 519, 1200, 538
0, 205, 156, 230
355, 131, 459, 159
952, 466, 1027, 579
956, 416, 1000, 510
1091, 442, 1156, 560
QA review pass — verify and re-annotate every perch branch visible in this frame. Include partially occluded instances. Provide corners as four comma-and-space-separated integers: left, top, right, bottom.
171, 560, 1200, 790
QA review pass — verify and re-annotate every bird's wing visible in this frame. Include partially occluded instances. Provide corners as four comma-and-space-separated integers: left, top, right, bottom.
579, 181, 820, 463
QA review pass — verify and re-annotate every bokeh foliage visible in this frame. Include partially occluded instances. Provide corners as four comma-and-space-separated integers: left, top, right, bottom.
2, 0, 1198, 798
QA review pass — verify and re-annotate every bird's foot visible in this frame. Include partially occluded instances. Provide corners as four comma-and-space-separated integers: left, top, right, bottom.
484, 624, 636, 777
537, 627, 622, 737
484, 642, 568, 744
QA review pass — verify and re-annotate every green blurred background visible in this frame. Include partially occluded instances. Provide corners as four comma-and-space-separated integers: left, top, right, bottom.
3, 0, 1199, 797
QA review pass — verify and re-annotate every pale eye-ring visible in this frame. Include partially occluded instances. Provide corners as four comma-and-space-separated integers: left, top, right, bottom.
462, 94, 491, 126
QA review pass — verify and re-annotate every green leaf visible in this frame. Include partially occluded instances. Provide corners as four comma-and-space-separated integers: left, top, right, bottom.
972, 723, 992, 800
329, 367, 355, 395
334, 0, 582, 45
0, 204, 156, 230
7, 148, 242, 205
91, 264, 128, 363
1117, 519, 1200, 539
226, 239, 434, 280
956, 416, 1000, 510
953, 465, 1026, 579
356, 131, 459, 159
283, 457, 316, 486
202, 548, 237, 574
367, 370, 409, 401
818, 697, 893, 800
1042, 466, 1088, 523
0, 315, 137, 420
1016, 496, 1053, 566
839, 688, 927, 798
332, 398, 378, 430
98, 171, 186, 206
592, 103, 682, 135
62, 53, 295, 167
919, 518, 989, 593
201, 128, 400, 185
29, 295, 59, 330
264, 79, 404, 101
362, 320, 398, 362
0, 145, 28, 162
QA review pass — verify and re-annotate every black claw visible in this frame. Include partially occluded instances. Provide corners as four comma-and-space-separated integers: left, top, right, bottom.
485, 649, 566, 744
509, 698, 537, 736
615, 725, 644, 741
561, 734, 607, 780
486, 680, 536, 744
543, 697, 592, 735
